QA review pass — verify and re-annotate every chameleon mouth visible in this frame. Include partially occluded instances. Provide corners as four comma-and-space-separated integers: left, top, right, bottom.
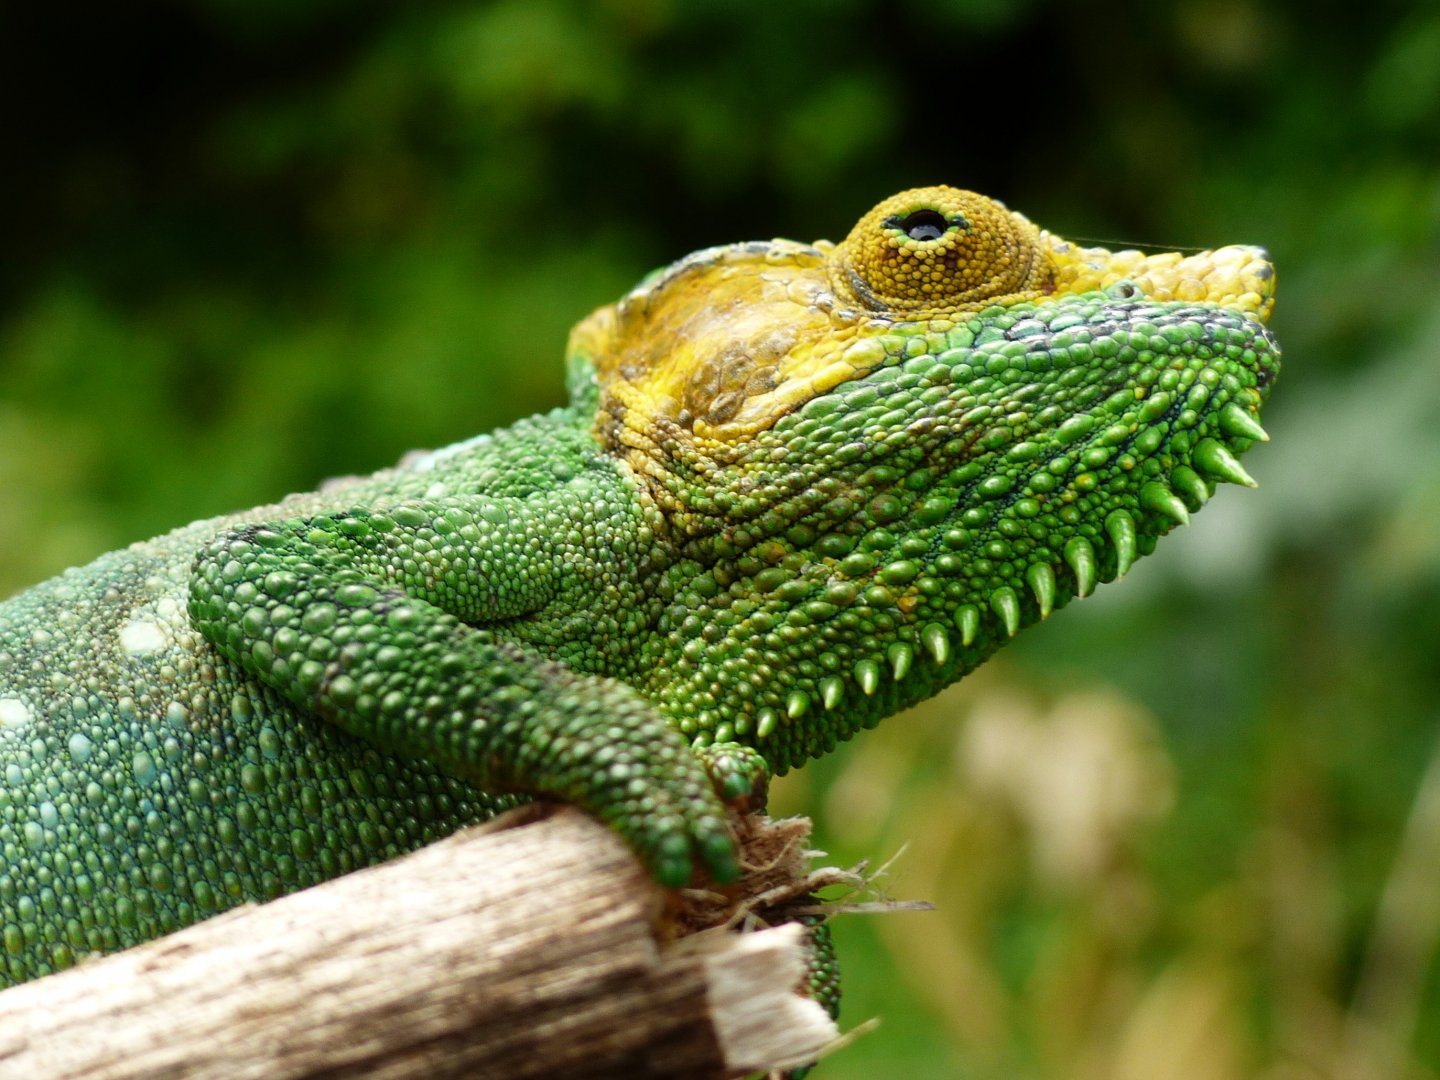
1041, 236, 1277, 323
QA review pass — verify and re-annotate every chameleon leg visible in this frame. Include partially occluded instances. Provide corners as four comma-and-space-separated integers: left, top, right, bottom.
189, 519, 738, 886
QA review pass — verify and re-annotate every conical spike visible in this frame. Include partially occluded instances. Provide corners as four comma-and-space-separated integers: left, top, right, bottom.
1026, 563, 1056, 618
1064, 537, 1096, 599
1171, 465, 1210, 508
786, 690, 809, 719
1106, 509, 1138, 578
921, 623, 951, 665
1195, 438, 1257, 487
855, 659, 881, 696
820, 676, 844, 711
756, 709, 778, 739
888, 641, 914, 681
954, 604, 980, 646
1140, 481, 1190, 526
990, 586, 1021, 637
1219, 401, 1270, 442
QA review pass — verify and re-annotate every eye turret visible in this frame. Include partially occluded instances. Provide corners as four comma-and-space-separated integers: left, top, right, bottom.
833, 186, 1045, 314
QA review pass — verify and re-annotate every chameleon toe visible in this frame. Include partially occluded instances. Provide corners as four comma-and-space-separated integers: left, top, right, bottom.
695, 742, 771, 810
650, 833, 696, 889
697, 826, 741, 886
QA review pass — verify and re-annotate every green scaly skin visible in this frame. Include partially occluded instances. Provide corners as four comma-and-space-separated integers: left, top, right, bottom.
0, 187, 1279, 990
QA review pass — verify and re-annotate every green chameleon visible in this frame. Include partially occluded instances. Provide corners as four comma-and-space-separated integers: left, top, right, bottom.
0, 187, 1278, 991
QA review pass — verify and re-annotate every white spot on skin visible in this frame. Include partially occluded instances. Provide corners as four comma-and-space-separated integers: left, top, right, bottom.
410, 432, 494, 472
133, 751, 156, 786
120, 619, 168, 656
0, 697, 33, 728
68, 731, 93, 763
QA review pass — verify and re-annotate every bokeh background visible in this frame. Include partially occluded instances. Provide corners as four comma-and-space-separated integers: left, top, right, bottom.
2, 2, 1438, 1077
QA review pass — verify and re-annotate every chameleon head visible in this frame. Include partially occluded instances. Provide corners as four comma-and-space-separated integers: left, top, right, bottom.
569, 187, 1279, 765
575, 186, 1275, 458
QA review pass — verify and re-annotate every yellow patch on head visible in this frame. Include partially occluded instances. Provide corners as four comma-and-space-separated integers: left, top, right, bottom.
574, 241, 880, 452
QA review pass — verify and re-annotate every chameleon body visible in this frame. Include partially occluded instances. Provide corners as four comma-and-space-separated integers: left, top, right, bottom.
0, 188, 1278, 986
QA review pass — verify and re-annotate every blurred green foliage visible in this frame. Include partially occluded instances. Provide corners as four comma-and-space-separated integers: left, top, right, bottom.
2, 1, 1438, 1076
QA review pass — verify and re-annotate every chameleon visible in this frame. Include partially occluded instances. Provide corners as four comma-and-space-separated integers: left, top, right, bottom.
0, 187, 1278, 989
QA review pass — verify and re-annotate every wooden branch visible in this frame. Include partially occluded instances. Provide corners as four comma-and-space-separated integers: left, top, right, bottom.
0, 807, 839, 1080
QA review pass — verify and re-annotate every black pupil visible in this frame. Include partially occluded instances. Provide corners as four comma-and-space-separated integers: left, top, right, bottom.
898, 209, 949, 242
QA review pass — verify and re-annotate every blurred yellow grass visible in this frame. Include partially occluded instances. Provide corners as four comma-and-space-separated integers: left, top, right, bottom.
774, 663, 1440, 1080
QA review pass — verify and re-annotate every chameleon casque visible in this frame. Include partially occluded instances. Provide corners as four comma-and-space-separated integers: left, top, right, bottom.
0, 187, 1278, 990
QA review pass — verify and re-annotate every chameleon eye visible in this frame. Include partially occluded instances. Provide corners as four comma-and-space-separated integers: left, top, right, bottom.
835, 186, 1045, 315
889, 209, 953, 242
